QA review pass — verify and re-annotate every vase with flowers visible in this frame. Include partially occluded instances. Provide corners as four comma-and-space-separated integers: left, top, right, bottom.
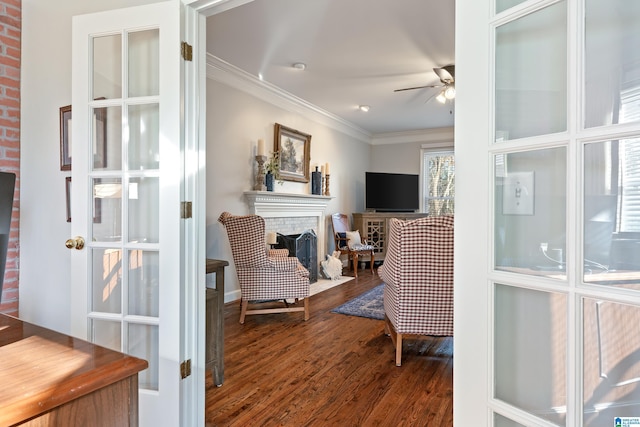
264, 151, 283, 191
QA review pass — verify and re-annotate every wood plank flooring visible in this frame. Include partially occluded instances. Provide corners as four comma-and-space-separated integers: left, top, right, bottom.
205, 269, 453, 426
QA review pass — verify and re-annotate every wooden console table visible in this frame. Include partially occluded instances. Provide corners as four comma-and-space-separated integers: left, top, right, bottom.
353, 212, 429, 262
0, 314, 148, 426
206, 258, 228, 387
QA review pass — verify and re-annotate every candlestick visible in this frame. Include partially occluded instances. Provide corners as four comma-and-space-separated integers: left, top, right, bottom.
254, 155, 267, 191
257, 139, 265, 156
325, 162, 330, 175
324, 173, 331, 196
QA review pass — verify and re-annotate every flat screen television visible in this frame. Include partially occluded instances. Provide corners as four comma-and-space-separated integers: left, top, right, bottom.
365, 172, 419, 212
0, 172, 15, 303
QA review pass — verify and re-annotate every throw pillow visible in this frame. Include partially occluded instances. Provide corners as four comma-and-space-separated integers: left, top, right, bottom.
345, 230, 362, 249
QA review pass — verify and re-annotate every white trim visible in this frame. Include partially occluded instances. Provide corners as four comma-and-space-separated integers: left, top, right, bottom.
372, 127, 455, 145
206, 54, 372, 143
205, 51, 456, 148
421, 141, 455, 150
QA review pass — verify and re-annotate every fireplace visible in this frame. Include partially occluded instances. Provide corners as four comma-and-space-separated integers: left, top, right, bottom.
244, 191, 332, 275
276, 230, 318, 283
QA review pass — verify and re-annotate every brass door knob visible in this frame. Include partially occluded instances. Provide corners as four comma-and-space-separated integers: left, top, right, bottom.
65, 236, 85, 250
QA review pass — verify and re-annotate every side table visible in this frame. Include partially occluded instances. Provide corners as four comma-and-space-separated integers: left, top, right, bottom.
206, 258, 228, 387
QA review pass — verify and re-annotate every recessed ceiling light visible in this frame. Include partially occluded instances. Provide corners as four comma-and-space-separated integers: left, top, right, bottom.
292, 62, 306, 71
358, 105, 370, 112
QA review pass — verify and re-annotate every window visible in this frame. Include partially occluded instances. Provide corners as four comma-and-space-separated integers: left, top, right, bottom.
618, 83, 640, 232
422, 150, 455, 215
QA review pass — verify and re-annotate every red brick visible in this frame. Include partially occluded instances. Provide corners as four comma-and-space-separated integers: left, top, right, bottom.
2, 4, 20, 22
0, 76, 18, 86
2, 0, 20, 10
5, 46, 19, 61
0, 33, 19, 48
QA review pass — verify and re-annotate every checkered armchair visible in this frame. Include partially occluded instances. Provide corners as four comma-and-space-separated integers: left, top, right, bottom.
378, 215, 454, 366
218, 212, 310, 324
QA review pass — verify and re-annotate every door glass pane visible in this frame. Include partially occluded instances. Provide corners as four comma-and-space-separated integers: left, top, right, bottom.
583, 298, 640, 425
584, 0, 640, 128
584, 140, 640, 287
91, 248, 122, 314
90, 319, 121, 351
93, 34, 122, 100
129, 177, 159, 243
494, 148, 567, 279
128, 29, 159, 97
128, 103, 159, 170
495, 2, 567, 141
128, 250, 159, 317
494, 413, 526, 427
95, 105, 122, 171
93, 178, 122, 242
496, 0, 527, 14
129, 323, 159, 391
495, 284, 567, 426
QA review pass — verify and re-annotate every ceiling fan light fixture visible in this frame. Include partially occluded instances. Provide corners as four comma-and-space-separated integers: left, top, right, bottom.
358, 105, 370, 112
444, 85, 456, 100
436, 90, 447, 104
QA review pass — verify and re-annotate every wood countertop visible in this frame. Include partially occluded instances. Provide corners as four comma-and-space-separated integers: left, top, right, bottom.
0, 314, 148, 426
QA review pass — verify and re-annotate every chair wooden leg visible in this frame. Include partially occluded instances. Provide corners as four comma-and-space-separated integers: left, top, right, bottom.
239, 299, 248, 324
303, 298, 309, 321
385, 315, 403, 366
352, 254, 358, 277
369, 251, 375, 274
395, 333, 403, 367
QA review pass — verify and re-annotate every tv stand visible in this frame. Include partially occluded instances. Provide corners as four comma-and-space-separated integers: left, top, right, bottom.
353, 212, 429, 262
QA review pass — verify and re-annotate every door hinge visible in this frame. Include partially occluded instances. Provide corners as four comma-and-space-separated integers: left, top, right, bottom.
181, 41, 193, 61
181, 201, 192, 219
180, 359, 191, 379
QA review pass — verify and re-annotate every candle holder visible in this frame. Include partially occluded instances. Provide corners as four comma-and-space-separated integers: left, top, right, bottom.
254, 155, 267, 191
324, 174, 331, 196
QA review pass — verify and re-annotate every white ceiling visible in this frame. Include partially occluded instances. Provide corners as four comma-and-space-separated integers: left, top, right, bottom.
206, 0, 455, 136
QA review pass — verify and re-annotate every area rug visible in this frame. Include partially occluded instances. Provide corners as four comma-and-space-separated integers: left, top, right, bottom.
331, 284, 384, 320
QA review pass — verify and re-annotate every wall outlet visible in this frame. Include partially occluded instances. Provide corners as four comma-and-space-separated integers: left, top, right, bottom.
540, 242, 548, 252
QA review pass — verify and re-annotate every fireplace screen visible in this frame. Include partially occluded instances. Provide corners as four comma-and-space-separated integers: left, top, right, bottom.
276, 230, 318, 283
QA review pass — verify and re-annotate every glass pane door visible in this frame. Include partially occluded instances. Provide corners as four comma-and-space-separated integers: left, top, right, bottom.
89, 28, 161, 391
71, 3, 183, 424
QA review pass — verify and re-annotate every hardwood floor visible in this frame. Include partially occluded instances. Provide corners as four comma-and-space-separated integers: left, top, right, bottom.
205, 269, 453, 426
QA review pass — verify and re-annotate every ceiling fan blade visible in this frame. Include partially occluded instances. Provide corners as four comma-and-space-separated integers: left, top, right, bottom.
393, 84, 441, 92
434, 65, 455, 84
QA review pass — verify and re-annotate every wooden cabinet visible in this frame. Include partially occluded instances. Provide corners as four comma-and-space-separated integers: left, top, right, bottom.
353, 212, 429, 262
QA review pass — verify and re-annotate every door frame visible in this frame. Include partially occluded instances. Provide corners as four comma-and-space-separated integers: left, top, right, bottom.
181, 1, 256, 425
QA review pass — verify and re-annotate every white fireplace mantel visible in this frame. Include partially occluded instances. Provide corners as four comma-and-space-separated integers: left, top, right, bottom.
244, 191, 332, 216
244, 191, 333, 259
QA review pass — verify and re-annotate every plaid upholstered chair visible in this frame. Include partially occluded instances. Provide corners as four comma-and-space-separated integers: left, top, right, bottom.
218, 212, 310, 324
378, 215, 454, 366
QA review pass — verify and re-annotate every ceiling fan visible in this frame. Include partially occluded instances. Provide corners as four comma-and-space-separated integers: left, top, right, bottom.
394, 65, 455, 103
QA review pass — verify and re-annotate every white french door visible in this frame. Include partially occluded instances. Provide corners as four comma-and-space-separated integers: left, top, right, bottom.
457, 0, 640, 426
69, 2, 186, 425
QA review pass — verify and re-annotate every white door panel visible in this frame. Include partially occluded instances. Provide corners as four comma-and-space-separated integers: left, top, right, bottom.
71, 2, 182, 425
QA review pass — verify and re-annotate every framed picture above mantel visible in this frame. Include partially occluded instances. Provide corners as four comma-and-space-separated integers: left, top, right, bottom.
274, 123, 311, 183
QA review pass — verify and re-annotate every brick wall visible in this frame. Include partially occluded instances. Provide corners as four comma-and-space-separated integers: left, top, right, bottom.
0, 0, 20, 316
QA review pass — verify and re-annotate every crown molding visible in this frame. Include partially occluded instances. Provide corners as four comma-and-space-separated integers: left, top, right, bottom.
206, 54, 372, 143
370, 127, 455, 146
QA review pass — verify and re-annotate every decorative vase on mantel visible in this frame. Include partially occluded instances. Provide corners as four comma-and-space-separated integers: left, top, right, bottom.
265, 172, 275, 192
